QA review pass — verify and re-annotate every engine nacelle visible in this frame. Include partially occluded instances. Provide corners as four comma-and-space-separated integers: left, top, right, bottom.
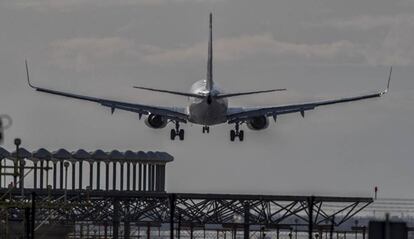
247, 116, 269, 131
145, 114, 168, 129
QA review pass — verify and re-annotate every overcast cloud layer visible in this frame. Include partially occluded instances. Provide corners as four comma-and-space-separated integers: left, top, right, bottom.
1, 0, 414, 199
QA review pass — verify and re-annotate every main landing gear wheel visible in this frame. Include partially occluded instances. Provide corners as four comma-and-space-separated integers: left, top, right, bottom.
230, 130, 236, 141
170, 129, 176, 140
170, 122, 185, 141
230, 123, 244, 142
202, 126, 210, 134
178, 129, 185, 140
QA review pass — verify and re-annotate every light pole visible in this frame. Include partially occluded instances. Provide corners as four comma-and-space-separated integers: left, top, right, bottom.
13, 138, 21, 188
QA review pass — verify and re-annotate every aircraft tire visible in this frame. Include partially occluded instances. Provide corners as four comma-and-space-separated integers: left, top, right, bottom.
179, 129, 185, 141
230, 130, 235, 141
170, 129, 176, 140
239, 130, 244, 141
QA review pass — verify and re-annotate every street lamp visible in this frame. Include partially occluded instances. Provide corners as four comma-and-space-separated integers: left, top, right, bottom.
13, 138, 21, 187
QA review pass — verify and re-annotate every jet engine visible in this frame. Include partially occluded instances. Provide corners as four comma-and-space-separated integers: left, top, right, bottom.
145, 114, 168, 129
247, 116, 269, 130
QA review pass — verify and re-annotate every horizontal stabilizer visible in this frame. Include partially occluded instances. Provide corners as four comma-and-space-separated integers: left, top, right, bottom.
216, 88, 286, 99
133, 86, 204, 99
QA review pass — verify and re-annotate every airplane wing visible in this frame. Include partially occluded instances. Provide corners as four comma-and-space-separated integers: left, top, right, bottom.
227, 68, 392, 124
26, 63, 188, 123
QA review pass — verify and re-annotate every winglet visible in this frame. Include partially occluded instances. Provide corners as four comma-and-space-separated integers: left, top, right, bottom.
382, 66, 392, 95
25, 59, 36, 89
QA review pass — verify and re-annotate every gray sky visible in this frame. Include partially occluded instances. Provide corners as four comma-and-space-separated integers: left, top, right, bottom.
1, 0, 414, 198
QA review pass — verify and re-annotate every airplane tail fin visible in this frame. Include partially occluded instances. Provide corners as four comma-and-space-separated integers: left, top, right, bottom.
206, 13, 213, 91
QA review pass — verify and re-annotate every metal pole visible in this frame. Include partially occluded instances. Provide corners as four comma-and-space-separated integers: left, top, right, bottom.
132, 163, 137, 191
385, 213, 390, 239
127, 162, 130, 191
96, 161, 100, 190
105, 162, 109, 191
78, 160, 83, 190
124, 221, 130, 239
31, 192, 36, 239
0, 158, 2, 188
148, 165, 153, 191
33, 162, 37, 189
64, 162, 69, 201
330, 216, 335, 239
52, 162, 57, 189
39, 160, 44, 189
152, 165, 156, 191
177, 214, 181, 239
244, 202, 250, 239
59, 160, 64, 189
308, 196, 315, 239
45, 160, 49, 189
155, 165, 160, 191
113, 199, 120, 239
120, 162, 124, 191
362, 226, 366, 239
14, 138, 21, 189
20, 159, 25, 196
139, 164, 142, 191
13, 138, 22, 187
25, 207, 30, 239
276, 226, 279, 239
89, 162, 93, 190
160, 165, 166, 191
71, 162, 76, 190
170, 194, 176, 239
113, 161, 117, 190
143, 164, 147, 191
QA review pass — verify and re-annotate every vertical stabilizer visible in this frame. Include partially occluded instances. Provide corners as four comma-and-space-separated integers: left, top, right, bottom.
206, 13, 213, 91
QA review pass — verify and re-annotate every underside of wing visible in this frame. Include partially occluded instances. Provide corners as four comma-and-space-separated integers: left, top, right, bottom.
227, 67, 392, 124
25, 60, 188, 122
227, 88, 389, 124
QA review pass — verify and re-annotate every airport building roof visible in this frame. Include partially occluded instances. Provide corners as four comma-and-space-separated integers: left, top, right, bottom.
0, 147, 174, 163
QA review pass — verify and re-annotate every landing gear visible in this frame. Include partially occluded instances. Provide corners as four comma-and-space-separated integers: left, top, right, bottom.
170, 122, 184, 141
202, 126, 210, 134
230, 123, 244, 142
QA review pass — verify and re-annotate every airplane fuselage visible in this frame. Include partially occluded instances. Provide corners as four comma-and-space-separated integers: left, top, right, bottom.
187, 80, 228, 125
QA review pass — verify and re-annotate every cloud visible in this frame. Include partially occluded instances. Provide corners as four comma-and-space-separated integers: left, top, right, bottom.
143, 33, 361, 64
6, 0, 223, 9
315, 14, 414, 31
49, 28, 414, 71
363, 17, 414, 66
49, 37, 135, 71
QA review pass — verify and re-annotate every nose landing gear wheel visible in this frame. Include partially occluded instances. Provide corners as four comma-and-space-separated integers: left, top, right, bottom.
202, 126, 210, 134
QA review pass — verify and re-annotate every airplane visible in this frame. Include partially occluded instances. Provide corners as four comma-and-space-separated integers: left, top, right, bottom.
26, 13, 392, 142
